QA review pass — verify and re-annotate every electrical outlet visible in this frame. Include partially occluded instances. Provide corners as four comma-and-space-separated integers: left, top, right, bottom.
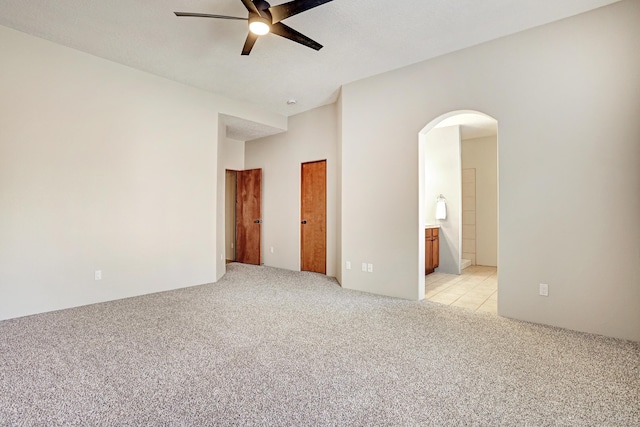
367, 263, 373, 273
346, 261, 351, 270
362, 262, 367, 272
539, 283, 549, 297
270, 246, 274, 253
95, 270, 102, 281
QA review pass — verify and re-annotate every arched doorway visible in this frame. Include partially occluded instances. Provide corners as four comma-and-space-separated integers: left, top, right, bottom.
418, 111, 499, 314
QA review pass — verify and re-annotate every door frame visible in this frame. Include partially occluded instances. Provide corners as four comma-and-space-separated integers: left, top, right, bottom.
418, 110, 499, 302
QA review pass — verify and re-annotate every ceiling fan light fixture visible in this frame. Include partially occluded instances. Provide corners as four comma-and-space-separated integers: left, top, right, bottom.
175, 0, 334, 55
249, 16, 270, 35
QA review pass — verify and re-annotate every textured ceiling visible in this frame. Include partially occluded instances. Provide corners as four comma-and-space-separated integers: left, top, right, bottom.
221, 114, 285, 141
0, 0, 621, 122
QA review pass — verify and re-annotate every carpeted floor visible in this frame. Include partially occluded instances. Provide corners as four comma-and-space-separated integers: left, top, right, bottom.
0, 263, 638, 426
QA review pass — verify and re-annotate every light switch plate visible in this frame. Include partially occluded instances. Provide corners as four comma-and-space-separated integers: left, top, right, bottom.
539, 283, 549, 296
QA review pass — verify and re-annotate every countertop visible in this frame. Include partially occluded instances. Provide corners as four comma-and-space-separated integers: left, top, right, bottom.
425, 224, 441, 229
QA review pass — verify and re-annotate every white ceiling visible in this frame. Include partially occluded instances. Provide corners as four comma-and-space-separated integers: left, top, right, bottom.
0, 0, 620, 122
435, 113, 498, 140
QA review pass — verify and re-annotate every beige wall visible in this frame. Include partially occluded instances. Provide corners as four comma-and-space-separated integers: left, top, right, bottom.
340, 0, 640, 341
462, 136, 498, 266
424, 126, 462, 274
461, 168, 477, 265
0, 25, 284, 320
221, 138, 245, 261
335, 92, 343, 283
225, 171, 236, 261
221, 137, 245, 170
244, 104, 338, 276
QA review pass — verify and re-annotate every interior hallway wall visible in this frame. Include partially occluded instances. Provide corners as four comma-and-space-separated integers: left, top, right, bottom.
462, 136, 498, 266
245, 104, 338, 277
336, 92, 343, 283
340, 0, 640, 341
225, 171, 237, 261
461, 168, 477, 266
222, 138, 245, 262
424, 126, 461, 274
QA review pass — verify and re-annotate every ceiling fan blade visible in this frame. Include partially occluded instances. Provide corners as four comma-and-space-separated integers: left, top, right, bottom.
174, 12, 248, 20
240, 0, 260, 15
242, 32, 259, 55
270, 22, 322, 51
268, 0, 333, 24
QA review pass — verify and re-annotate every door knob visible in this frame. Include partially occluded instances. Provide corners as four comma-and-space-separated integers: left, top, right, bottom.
254, 219, 262, 224
301, 220, 307, 224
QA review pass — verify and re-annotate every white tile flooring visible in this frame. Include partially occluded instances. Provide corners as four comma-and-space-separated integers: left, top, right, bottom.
424, 266, 497, 314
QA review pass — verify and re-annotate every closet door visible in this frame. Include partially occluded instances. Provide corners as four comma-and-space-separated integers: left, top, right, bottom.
300, 160, 326, 274
236, 169, 262, 265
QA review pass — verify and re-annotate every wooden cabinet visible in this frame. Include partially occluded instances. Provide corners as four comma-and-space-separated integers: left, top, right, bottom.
425, 228, 440, 275
432, 229, 439, 270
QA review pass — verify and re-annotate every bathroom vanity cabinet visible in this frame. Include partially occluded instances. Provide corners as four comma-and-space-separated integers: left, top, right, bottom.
425, 227, 440, 275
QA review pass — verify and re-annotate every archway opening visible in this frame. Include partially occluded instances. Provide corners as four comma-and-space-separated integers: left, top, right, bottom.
418, 111, 499, 314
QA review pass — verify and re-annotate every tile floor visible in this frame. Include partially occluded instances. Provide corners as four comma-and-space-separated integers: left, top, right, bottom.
425, 265, 497, 314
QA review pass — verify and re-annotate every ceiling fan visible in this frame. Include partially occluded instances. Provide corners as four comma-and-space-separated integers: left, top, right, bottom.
174, 0, 334, 56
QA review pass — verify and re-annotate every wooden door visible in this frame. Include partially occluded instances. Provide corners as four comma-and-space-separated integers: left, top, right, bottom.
301, 160, 326, 274
235, 169, 262, 265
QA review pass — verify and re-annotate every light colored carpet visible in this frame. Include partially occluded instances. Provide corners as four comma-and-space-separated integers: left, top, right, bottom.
0, 263, 638, 426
